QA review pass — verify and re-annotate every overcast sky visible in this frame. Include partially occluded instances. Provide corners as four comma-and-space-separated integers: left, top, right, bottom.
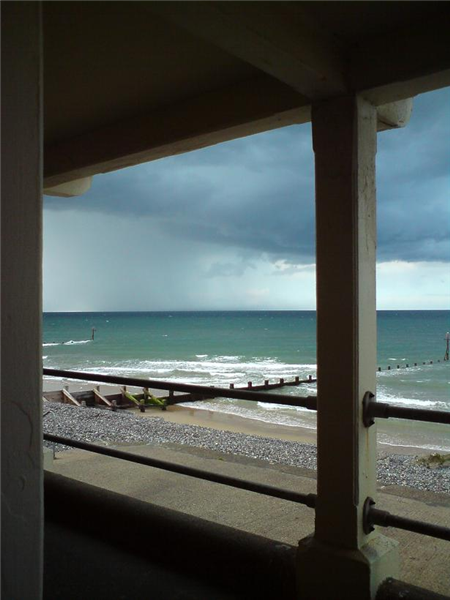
44, 88, 449, 312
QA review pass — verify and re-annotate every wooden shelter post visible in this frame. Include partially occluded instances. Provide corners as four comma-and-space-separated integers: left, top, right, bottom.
1, 3, 43, 599
297, 96, 399, 599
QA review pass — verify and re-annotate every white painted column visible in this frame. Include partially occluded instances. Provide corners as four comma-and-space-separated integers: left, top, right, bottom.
1, 3, 43, 599
297, 96, 398, 599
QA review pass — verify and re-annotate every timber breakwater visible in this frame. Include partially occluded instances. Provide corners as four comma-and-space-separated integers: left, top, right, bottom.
42, 376, 316, 412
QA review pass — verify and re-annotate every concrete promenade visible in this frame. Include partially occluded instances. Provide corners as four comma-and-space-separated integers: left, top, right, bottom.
46, 443, 450, 596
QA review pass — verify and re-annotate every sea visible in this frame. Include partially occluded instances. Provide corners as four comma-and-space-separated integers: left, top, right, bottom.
43, 310, 450, 453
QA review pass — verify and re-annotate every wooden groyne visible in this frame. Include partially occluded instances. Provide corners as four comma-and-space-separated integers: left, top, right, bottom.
43, 359, 445, 413
42, 376, 317, 413
377, 359, 446, 372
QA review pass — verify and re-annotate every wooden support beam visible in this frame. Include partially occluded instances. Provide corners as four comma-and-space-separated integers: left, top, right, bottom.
148, 2, 346, 99
298, 95, 398, 597
376, 99, 413, 132
2, 5, 43, 597
62, 388, 81, 407
43, 75, 309, 187
313, 96, 379, 549
43, 77, 416, 189
352, 17, 450, 104
44, 176, 92, 198
93, 386, 112, 408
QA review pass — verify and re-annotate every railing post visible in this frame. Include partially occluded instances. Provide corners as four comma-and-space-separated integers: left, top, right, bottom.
297, 96, 398, 599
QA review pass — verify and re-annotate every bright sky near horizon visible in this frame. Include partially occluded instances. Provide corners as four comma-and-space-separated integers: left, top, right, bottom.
44, 88, 450, 312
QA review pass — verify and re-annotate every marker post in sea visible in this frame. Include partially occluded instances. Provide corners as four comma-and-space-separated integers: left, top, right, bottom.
445, 332, 450, 361
91, 326, 96, 341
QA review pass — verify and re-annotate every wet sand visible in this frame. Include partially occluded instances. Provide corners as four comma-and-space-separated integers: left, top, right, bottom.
146, 404, 318, 444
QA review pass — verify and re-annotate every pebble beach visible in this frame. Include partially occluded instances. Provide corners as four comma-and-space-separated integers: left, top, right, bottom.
43, 401, 450, 495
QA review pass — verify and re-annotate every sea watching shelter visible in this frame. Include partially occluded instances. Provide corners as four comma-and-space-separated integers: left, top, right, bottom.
2, 2, 450, 599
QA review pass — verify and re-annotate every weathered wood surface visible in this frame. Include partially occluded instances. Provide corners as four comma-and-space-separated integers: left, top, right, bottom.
62, 388, 81, 407
43, 377, 316, 410
93, 386, 112, 407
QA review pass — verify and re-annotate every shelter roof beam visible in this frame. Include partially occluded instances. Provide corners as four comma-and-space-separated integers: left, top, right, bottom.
43, 75, 309, 187
147, 2, 347, 100
352, 17, 450, 104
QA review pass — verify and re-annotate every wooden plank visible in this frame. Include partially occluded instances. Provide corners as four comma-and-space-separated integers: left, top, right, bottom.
43, 390, 64, 403
43, 75, 309, 187
93, 386, 112, 407
62, 388, 81, 407
351, 17, 450, 104
164, 378, 316, 405
148, 2, 346, 99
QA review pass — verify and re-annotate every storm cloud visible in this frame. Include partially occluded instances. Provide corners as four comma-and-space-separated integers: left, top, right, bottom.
43, 89, 449, 311
45, 89, 449, 266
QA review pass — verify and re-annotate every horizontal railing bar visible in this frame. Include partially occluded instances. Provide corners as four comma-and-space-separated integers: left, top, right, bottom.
371, 508, 450, 542
363, 393, 450, 426
43, 433, 317, 508
372, 402, 450, 425
44, 433, 449, 543
43, 368, 318, 410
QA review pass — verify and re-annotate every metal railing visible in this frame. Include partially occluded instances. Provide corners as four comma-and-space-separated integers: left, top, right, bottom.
44, 433, 317, 507
43, 368, 318, 410
43, 368, 450, 425
364, 497, 450, 542
43, 433, 450, 542
43, 369, 450, 543
363, 392, 450, 426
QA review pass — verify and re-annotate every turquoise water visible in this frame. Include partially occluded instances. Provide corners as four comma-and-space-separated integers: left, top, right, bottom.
43, 310, 450, 451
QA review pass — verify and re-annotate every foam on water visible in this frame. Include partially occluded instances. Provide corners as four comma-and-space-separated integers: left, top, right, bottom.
378, 438, 450, 452
71, 356, 316, 387
181, 398, 318, 430
379, 396, 449, 411
42, 310, 450, 450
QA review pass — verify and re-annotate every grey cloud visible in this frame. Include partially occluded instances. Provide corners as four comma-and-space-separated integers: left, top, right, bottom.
45, 89, 449, 264
205, 260, 256, 278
